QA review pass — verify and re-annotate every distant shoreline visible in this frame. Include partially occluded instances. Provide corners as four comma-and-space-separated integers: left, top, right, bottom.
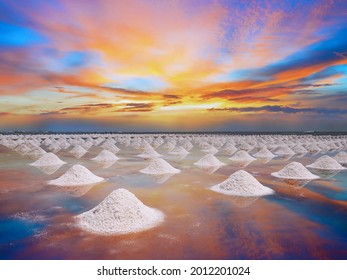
1, 131, 347, 136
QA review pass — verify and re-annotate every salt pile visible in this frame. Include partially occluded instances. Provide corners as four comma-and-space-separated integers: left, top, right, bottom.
211, 170, 274, 197
169, 146, 189, 156
194, 154, 225, 167
76, 188, 164, 235
271, 162, 319, 180
292, 145, 308, 154
334, 152, 347, 164
274, 146, 295, 156
27, 147, 47, 159
15, 144, 31, 155
229, 150, 255, 161
140, 158, 180, 174
48, 164, 104, 186
30, 152, 66, 166
161, 141, 175, 151
201, 145, 219, 154
91, 150, 119, 162
70, 145, 87, 158
306, 155, 346, 170
305, 143, 320, 152
238, 142, 253, 151
222, 143, 237, 154
138, 148, 162, 159
253, 147, 275, 158
181, 140, 193, 151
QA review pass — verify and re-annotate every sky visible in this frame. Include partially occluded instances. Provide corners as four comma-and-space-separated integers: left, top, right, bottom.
0, 0, 347, 132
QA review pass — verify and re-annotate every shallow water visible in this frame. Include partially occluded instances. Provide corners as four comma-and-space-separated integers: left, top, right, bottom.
0, 143, 347, 259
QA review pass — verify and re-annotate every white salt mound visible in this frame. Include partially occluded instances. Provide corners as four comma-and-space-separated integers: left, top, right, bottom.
48, 164, 104, 186
275, 146, 295, 155
30, 152, 66, 166
194, 154, 225, 167
306, 155, 346, 170
70, 145, 87, 158
201, 145, 219, 154
253, 147, 275, 158
92, 150, 119, 162
169, 146, 189, 155
211, 170, 274, 197
292, 145, 308, 154
334, 151, 347, 164
76, 188, 164, 235
138, 148, 162, 159
140, 158, 180, 175
271, 162, 319, 180
229, 150, 255, 161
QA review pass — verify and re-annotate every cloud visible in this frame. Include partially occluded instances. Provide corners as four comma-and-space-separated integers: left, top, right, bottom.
114, 103, 154, 112
209, 105, 347, 115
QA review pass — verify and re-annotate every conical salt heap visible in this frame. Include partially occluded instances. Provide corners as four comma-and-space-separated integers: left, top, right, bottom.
140, 158, 180, 174
181, 140, 193, 151
292, 145, 308, 154
92, 150, 119, 162
275, 145, 295, 156
169, 146, 189, 156
138, 147, 162, 159
27, 146, 47, 159
334, 151, 347, 164
30, 152, 66, 166
15, 144, 31, 155
194, 154, 225, 167
76, 188, 165, 235
306, 155, 346, 170
253, 147, 275, 158
305, 143, 320, 152
229, 150, 255, 161
201, 145, 219, 154
211, 170, 274, 197
162, 141, 175, 151
70, 145, 87, 158
222, 142, 237, 154
271, 162, 319, 180
48, 164, 104, 186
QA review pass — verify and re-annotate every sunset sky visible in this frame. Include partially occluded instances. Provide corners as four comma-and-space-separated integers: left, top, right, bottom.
0, 0, 347, 132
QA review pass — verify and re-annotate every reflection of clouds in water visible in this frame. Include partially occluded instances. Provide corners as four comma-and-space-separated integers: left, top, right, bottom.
229, 160, 253, 168
258, 158, 272, 164
293, 153, 306, 159
12, 210, 48, 222
96, 160, 118, 169
147, 173, 175, 184
198, 165, 221, 174
70, 151, 86, 158
308, 168, 341, 179
282, 178, 312, 188
228, 196, 259, 208
34, 164, 64, 175
277, 154, 293, 161
168, 153, 188, 161
50, 183, 96, 197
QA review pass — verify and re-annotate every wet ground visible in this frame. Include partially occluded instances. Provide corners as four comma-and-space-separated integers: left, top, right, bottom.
0, 142, 347, 259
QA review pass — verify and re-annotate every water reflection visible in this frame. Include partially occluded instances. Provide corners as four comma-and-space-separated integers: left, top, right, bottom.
228, 196, 259, 208
308, 168, 341, 179
96, 160, 118, 169
49, 183, 97, 197
197, 165, 221, 174
229, 159, 253, 168
147, 173, 175, 184
33, 164, 64, 175
281, 178, 312, 188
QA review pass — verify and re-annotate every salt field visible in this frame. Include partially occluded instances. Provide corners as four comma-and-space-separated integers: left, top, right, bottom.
1, 133, 347, 259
